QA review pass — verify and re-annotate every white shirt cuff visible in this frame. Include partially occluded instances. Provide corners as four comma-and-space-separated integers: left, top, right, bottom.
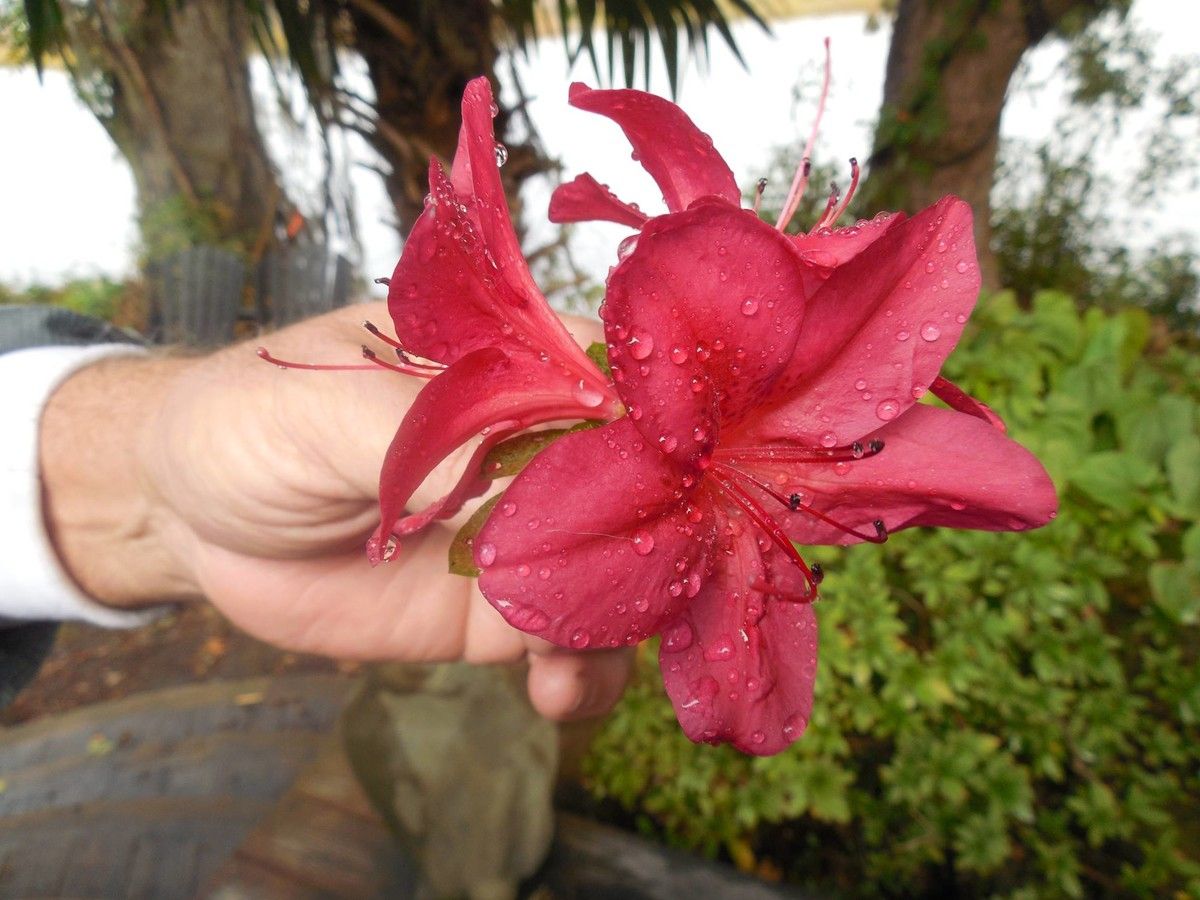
0, 345, 164, 628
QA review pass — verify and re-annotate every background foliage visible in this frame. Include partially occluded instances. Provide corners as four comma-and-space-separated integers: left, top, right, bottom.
584, 291, 1200, 897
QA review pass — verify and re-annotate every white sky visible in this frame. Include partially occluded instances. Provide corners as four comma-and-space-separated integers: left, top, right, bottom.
0, 0, 1195, 296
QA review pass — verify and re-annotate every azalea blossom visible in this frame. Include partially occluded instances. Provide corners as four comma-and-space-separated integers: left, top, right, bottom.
473, 76, 1058, 755
360, 78, 621, 563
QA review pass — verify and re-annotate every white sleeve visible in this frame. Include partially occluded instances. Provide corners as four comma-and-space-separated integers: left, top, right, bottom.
0, 345, 164, 627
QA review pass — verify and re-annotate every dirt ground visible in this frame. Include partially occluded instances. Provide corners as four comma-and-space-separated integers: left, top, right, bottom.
1, 604, 360, 727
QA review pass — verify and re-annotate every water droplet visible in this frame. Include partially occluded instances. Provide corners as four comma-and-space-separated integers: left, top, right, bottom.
950, 500, 966, 511
751, 730, 766, 746
509, 604, 550, 632
662, 619, 693, 650
834, 461, 850, 476
500, 502, 517, 518
876, 399, 900, 421
670, 345, 689, 364
694, 342, 711, 362
516, 563, 531, 577
924, 261, 936, 274
538, 567, 552, 580
526, 518, 540, 530
686, 504, 704, 524
896, 330, 910, 342
477, 543, 496, 567
659, 434, 678, 453
740, 297, 759, 316
570, 629, 591, 649
632, 529, 655, 556
781, 712, 806, 739
956, 313, 967, 324
693, 426, 708, 443
820, 431, 837, 448
489, 100, 499, 117
493, 141, 508, 167
629, 333, 654, 360
704, 635, 735, 661
854, 378, 868, 391
690, 377, 705, 394
955, 260, 969, 274
634, 597, 650, 613
668, 580, 685, 598
920, 322, 941, 342
572, 379, 606, 408
936, 240, 947, 253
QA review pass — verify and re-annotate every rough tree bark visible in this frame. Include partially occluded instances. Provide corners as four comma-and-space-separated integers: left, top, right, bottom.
68, 0, 289, 259
344, 0, 544, 234
863, 0, 1107, 288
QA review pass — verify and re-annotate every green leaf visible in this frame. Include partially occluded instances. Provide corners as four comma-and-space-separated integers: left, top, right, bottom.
586, 340, 612, 378
1165, 434, 1200, 516
1148, 561, 1200, 625
481, 420, 602, 480
448, 495, 502, 577
1070, 451, 1158, 509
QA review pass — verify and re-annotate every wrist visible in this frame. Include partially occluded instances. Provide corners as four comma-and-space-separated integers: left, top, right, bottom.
39, 354, 202, 609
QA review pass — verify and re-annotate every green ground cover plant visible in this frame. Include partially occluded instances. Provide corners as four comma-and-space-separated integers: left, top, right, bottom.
584, 291, 1200, 898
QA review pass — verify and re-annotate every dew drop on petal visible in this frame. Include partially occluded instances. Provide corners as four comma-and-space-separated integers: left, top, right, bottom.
632, 529, 655, 556
569, 629, 591, 649
634, 597, 650, 613
477, 542, 496, 567
493, 141, 508, 167
920, 322, 941, 342
516, 563, 531, 577
659, 434, 678, 453
896, 330, 910, 342
704, 635, 735, 661
781, 712, 806, 739
834, 461, 850, 476
509, 604, 550, 632
693, 426, 708, 443
500, 502, 517, 518
740, 297, 759, 316
670, 345, 689, 364
662, 619, 693, 650
751, 730, 765, 746
924, 261, 936, 274
820, 431, 838, 449
629, 333, 654, 360
572, 379, 606, 408
854, 378, 868, 391
876, 399, 900, 421
668, 580, 685, 598
955, 260, 970, 273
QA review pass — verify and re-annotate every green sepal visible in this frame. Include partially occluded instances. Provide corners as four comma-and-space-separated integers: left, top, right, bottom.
448, 494, 502, 577
481, 420, 603, 480
586, 341, 612, 378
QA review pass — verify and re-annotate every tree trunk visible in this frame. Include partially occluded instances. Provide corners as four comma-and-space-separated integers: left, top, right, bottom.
345, 0, 545, 234
69, 0, 289, 260
863, 0, 1104, 288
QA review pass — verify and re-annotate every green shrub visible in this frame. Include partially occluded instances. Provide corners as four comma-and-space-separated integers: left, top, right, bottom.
584, 291, 1200, 898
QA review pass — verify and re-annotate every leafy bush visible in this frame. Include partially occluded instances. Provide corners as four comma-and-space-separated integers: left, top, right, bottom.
584, 291, 1200, 898
0, 276, 125, 321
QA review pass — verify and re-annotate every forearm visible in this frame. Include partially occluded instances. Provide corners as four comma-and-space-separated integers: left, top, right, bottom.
38, 354, 200, 609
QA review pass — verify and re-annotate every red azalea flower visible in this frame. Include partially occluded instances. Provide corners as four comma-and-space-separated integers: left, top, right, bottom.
365, 77, 622, 563
474, 78, 1057, 755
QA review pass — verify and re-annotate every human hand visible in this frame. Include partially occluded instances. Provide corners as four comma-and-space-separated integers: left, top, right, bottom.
38, 303, 631, 720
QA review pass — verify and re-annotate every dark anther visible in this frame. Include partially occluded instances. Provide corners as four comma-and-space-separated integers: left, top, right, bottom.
873, 519, 888, 540
373, 276, 391, 285
802, 158, 812, 176
788, 493, 802, 510
810, 563, 824, 584
851, 441, 864, 458
361, 345, 377, 360
869, 439, 885, 453
849, 156, 858, 166
756, 177, 768, 192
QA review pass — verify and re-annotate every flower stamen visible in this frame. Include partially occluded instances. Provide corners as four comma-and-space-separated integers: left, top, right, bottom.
776, 36, 832, 233
716, 439, 884, 464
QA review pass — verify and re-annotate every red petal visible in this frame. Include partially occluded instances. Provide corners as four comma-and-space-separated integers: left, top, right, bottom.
743, 404, 1058, 546
567, 82, 741, 213
790, 212, 905, 297
477, 418, 716, 647
930, 375, 1006, 432
659, 514, 818, 756
549, 173, 649, 228
737, 197, 980, 448
602, 203, 810, 468
369, 348, 604, 564
388, 81, 613, 413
